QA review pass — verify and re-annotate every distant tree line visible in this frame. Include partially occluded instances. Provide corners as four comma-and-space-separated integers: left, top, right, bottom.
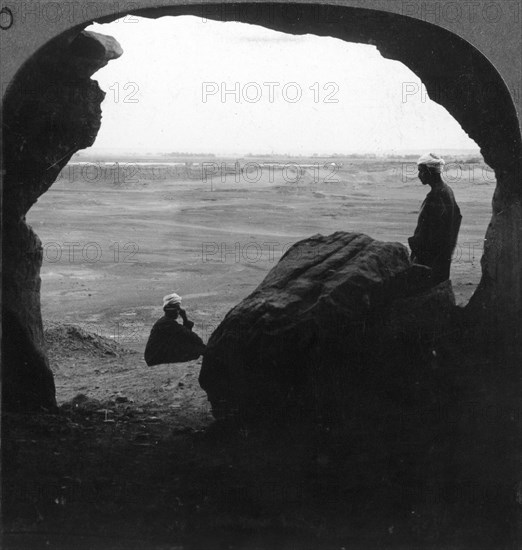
164, 152, 216, 157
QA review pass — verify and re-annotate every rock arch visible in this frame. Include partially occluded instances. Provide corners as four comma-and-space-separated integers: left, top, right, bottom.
2, 2, 521, 410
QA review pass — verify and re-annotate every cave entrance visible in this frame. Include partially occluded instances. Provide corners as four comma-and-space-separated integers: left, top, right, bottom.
2, 3, 520, 411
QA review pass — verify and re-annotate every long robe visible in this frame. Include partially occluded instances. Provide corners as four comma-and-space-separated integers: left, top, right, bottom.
144, 315, 206, 366
408, 183, 462, 285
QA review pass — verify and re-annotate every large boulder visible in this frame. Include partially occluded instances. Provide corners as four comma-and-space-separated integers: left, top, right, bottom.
199, 231, 457, 425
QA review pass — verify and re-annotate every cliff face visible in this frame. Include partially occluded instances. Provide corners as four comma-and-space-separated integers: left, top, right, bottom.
2, 31, 123, 410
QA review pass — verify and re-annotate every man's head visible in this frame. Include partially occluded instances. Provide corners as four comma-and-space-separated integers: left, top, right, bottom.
417, 153, 445, 186
162, 292, 182, 317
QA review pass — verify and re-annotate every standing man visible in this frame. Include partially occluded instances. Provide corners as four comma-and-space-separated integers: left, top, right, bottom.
408, 153, 462, 285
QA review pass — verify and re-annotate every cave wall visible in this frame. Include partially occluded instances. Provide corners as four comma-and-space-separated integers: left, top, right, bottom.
1, 30, 122, 410
1, 1, 521, 410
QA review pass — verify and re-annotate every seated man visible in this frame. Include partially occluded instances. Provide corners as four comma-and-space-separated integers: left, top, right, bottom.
144, 293, 206, 366
408, 153, 462, 285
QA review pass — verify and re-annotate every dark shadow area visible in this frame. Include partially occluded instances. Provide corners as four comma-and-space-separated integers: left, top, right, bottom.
3, 330, 518, 549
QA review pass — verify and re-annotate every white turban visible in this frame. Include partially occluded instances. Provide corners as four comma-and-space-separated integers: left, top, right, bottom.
163, 293, 182, 308
417, 153, 445, 173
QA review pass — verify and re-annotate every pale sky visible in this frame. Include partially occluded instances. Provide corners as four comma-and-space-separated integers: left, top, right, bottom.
86, 16, 477, 155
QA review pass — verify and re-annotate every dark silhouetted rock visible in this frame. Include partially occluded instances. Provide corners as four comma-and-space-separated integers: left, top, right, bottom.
2, 31, 122, 411
199, 231, 457, 424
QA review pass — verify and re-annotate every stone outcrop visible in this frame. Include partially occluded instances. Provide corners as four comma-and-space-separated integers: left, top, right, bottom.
2, 31, 122, 410
199, 232, 457, 424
